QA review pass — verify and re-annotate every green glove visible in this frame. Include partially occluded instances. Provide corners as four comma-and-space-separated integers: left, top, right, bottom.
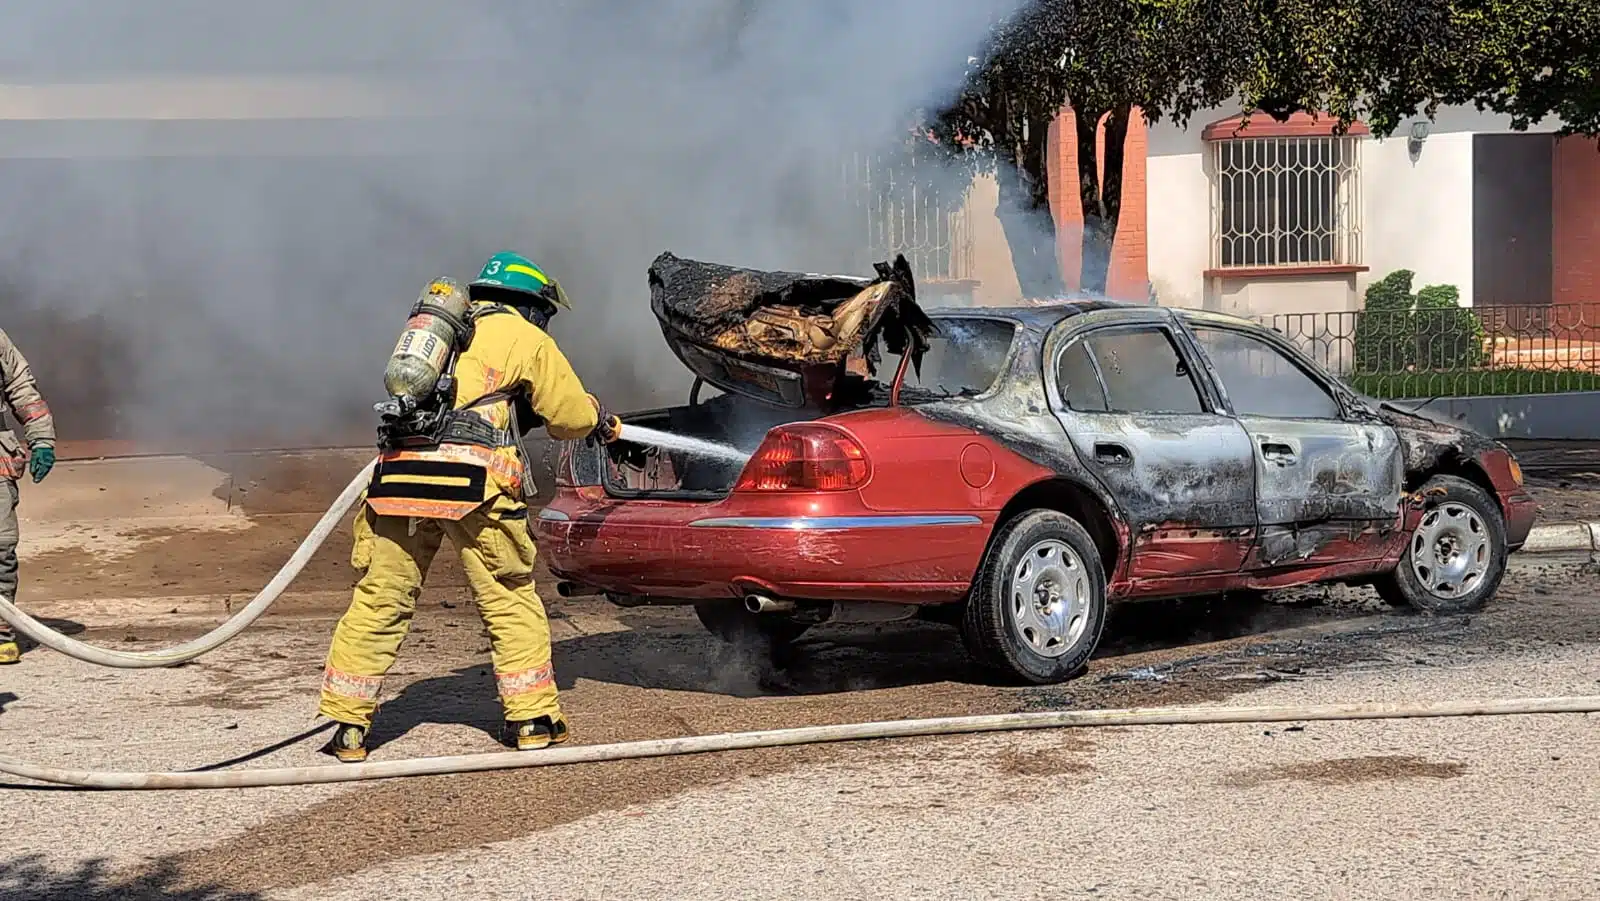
28, 445, 53, 483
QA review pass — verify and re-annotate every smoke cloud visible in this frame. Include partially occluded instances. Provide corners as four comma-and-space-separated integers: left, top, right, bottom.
0, 0, 1018, 443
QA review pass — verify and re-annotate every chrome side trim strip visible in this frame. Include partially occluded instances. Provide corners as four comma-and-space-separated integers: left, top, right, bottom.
687, 515, 983, 530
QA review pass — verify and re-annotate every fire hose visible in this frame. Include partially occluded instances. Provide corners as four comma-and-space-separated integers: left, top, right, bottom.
1, 696, 1597, 790
0, 459, 1595, 791
0, 457, 376, 668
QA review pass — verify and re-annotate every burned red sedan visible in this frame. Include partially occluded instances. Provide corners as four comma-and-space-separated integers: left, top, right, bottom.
537, 254, 1538, 684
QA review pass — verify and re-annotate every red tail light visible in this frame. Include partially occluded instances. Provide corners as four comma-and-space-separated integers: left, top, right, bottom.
736, 424, 871, 492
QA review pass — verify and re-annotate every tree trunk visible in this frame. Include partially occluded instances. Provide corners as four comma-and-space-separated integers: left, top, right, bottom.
995, 112, 1064, 300
1076, 104, 1131, 296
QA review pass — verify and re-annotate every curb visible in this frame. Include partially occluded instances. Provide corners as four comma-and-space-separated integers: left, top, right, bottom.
1520, 521, 1600, 554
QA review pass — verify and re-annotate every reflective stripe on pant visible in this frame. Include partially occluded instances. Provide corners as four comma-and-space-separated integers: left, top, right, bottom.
0, 479, 15, 643
318, 492, 560, 727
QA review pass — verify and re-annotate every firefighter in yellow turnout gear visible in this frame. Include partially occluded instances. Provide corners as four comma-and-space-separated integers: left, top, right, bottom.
319, 253, 621, 762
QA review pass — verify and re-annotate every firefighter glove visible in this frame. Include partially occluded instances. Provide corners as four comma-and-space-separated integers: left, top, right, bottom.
28, 445, 53, 483
588, 395, 623, 444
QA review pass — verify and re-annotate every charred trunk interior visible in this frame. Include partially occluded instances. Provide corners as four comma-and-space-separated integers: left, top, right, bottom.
599, 393, 814, 499
587, 315, 1020, 500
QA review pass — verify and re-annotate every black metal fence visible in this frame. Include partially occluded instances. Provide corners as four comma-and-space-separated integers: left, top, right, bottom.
842, 150, 973, 286
1270, 303, 1600, 399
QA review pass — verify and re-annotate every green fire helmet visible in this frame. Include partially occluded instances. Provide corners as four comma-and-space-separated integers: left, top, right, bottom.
469, 251, 571, 309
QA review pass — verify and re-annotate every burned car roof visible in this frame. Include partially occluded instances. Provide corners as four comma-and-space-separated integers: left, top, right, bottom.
644, 251, 1280, 414
924, 300, 1132, 332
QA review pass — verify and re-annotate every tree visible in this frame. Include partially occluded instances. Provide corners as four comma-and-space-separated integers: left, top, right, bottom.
1466, 0, 1600, 135
928, 0, 1253, 298
1241, 0, 1600, 137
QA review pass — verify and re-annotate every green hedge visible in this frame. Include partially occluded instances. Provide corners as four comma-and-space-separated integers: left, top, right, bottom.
1412, 284, 1487, 370
1347, 368, 1600, 399
1351, 270, 1488, 373
1352, 269, 1416, 372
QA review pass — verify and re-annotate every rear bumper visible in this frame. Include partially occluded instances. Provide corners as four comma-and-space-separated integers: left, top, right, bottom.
1501, 490, 1538, 551
535, 503, 990, 604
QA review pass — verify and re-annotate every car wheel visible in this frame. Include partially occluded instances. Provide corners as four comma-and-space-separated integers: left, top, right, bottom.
693, 600, 809, 658
1375, 475, 1507, 614
961, 509, 1107, 685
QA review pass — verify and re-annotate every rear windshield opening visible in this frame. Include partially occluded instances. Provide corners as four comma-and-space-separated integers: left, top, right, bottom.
862, 316, 1016, 401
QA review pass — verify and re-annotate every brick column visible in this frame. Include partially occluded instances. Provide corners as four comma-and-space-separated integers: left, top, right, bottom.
1046, 107, 1150, 299
1553, 136, 1600, 323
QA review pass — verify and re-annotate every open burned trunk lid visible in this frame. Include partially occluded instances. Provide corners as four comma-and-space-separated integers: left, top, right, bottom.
648, 251, 934, 409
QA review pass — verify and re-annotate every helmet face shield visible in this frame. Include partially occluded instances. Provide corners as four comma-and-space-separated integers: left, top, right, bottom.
546, 278, 571, 310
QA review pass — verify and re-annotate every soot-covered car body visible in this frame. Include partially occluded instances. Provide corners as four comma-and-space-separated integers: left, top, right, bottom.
538, 256, 1537, 684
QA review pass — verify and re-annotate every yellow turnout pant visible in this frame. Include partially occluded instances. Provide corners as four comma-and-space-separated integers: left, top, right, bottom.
319, 492, 561, 728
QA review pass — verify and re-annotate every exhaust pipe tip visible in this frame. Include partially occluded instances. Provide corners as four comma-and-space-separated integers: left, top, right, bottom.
745, 594, 796, 614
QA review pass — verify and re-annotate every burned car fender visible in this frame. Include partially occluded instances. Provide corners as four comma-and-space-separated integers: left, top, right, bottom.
915, 404, 1131, 582
1374, 401, 1538, 548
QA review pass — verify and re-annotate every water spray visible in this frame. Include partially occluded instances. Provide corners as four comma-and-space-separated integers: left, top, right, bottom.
619, 424, 750, 464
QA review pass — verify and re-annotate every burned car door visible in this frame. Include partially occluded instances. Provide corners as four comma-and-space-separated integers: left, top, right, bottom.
1047, 316, 1257, 580
1184, 322, 1404, 569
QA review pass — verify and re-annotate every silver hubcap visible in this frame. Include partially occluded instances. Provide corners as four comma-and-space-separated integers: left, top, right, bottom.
1410, 502, 1492, 600
1010, 539, 1091, 658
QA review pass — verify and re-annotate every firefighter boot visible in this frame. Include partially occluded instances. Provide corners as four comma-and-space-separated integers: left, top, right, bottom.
0, 639, 18, 665
503, 716, 570, 751
323, 723, 369, 763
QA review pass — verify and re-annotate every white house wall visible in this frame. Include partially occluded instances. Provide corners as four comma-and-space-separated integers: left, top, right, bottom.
1145, 120, 1210, 309
1360, 130, 1475, 303
1144, 104, 1563, 314
965, 173, 1025, 304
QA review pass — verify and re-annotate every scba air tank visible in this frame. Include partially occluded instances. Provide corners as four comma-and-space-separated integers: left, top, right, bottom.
384, 277, 472, 402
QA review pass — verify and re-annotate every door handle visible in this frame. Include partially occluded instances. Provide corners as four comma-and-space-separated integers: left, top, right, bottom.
1093, 442, 1132, 465
1259, 441, 1297, 465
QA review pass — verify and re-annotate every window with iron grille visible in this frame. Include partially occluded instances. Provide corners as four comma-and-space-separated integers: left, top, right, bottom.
1210, 135, 1363, 270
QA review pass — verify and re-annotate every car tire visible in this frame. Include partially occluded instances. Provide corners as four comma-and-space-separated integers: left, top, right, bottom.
1374, 475, 1507, 614
961, 509, 1108, 685
693, 600, 809, 660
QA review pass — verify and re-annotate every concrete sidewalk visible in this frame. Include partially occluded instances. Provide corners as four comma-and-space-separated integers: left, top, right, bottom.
1520, 520, 1600, 553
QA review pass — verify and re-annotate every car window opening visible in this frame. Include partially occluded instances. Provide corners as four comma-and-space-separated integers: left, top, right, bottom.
1061, 328, 1206, 415
1190, 326, 1341, 419
868, 316, 1017, 402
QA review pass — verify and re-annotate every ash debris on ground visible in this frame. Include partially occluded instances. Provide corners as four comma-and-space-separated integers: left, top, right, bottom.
1011, 592, 1486, 714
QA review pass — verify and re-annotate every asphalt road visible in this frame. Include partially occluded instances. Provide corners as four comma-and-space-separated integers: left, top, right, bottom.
1503, 439, 1600, 476
3, 550, 1598, 901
